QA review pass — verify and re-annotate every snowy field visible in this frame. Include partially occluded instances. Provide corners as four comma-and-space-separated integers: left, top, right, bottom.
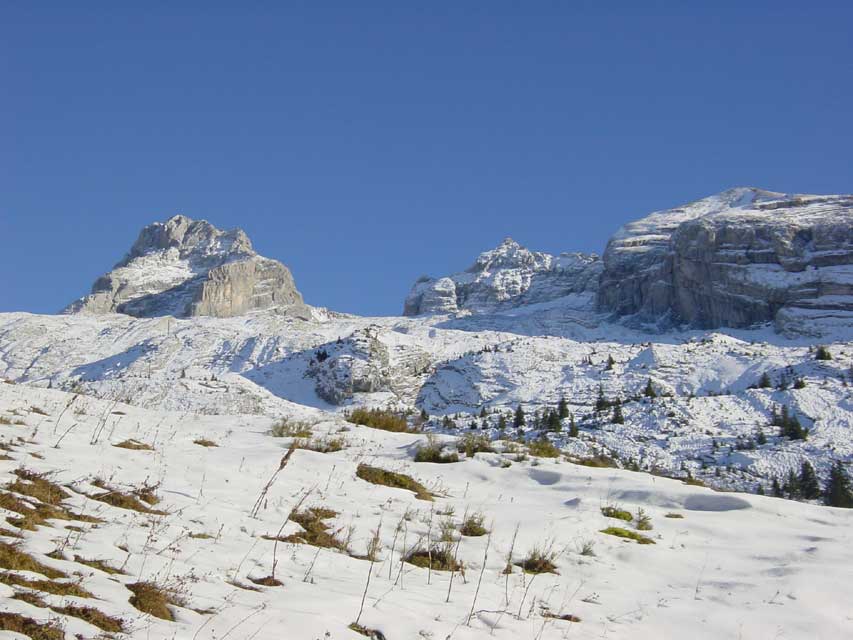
1, 382, 852, 639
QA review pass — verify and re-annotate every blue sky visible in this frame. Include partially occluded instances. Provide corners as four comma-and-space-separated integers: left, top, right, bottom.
2, 2, 852, 316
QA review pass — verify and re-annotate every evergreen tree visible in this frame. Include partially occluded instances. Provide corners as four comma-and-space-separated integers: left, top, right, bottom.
784, 469, 801, 499
557, 396, 569, 419
419, 408, 429, 422
643, 378, 657, 398
568, 413, 578, 438
498, 414, 507, 430
815, 345, 832, 361
799, 461, 821, 500
611, 404, 624, 424
479, 406, 487, 418
824, 461, 853, 508
793, 377, 806, 389
756, 430, 767, 445
513, 405, 526, 429
605, 354, 615, 370
757, 371, 771, 388
595, 385, 609, 412
772, 477, 783, 497
546, 409, 562, 431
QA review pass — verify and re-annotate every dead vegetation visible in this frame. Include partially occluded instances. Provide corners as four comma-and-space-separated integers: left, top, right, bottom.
292, 436, 347, 453
0, 489, 99, 531
276, 506, 349, 552
459, 512, 488, 537
8, 468, 70, 505
89, 479, 166, 515
113, 439, 154, 451
404, 543, 462, 572
127, 581, 184, 620
0, 571, 92, 597
11, 592, 125, 633
346, 408, 415, 433
516, 545, 558, 574
0, 612, 64, 640
73, 555, 125, 575
270, 418, 314, 438
356, 464, 433, 501
192, 438, 218, 447
0, 541, 65, 578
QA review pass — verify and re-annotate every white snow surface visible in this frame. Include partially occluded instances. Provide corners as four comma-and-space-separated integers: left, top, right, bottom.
0, 380, 851, 639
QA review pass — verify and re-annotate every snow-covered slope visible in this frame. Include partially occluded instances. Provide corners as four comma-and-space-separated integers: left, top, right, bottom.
404, 238, 601, 316
65, 215, 308, 319
0, 383, 851, 640
598, 188, 853, 334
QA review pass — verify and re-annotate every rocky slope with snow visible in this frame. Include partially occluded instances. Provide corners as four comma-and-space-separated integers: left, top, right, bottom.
598, 187, 853, 334
65, 215, 308, 319
404, 238, 601, 316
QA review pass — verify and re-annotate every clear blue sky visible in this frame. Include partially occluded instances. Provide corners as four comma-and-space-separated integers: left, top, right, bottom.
2, 2, 851, 316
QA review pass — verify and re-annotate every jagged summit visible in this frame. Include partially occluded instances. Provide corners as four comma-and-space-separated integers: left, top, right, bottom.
403, 237, 601, 316
65, 215, 307, 319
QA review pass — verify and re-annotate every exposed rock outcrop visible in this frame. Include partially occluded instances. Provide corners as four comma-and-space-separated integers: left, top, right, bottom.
598, 188, 853, 334
404, 238, 601, 316
65, 215, 308, 318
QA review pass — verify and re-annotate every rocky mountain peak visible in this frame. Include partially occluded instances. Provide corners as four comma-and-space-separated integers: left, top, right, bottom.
404, 238, 601, 316
65, 215, 307, 319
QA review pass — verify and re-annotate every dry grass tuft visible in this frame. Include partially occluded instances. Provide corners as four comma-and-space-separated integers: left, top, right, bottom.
0, 571, 93, 597
356, 464, 433, 501
0, 612, 64, 640
459, 512, 488, 537
12, 593, 125, 633
89, 480, 165, 515
600, 505, 632, 522
127, 581, 183, 620
0, 541, 65, 578
600, 527, 655, 544
404, 543, 462, 572
113, 439, 154, 451
73, 555, 125, 575
8, 469, 70, 505
192, 438, 218, 447
346, 408, 415, 433
248, 575, 283, 587
270, 418, 314, 438
516, 546, 558, 574
349, 622, 384, 637
292, 436, 347, 453
279, 507, 348, 552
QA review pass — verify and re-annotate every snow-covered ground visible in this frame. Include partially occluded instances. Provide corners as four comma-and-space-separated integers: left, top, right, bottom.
0, 305, 851, 494
1, 382, 851, 639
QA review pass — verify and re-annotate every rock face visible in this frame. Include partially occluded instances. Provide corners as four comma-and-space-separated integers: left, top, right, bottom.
403, 238, 601, 316
65, 215, 307, 318
598, 187, 853, 333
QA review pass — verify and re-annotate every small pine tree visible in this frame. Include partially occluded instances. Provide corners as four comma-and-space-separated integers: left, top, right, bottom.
772, 477, 783, 497
756, 430, 767, 445
479, 406, 487, 418
799, 461, 821, 500
420, 408, 429, 422
824, 461, 853, 508
784, 469, 801, 499
605, 354, 615, 370
557, 397, 569, 419
513, 405, 526, 429
793, 378, 806, 389
547, 409, 561, 432
643, 378, 657, 398
815, 345, 832, 361
757, 372, 771, 388
611, 404, 624, 424
568, 413, 578, 438
498, 414, 507, 430
595, 385, 609, 412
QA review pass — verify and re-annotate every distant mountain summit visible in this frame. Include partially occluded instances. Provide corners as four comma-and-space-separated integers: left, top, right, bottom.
65, 215, 308, 318
403, 237, 601, 315
404, 188, 853, 335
